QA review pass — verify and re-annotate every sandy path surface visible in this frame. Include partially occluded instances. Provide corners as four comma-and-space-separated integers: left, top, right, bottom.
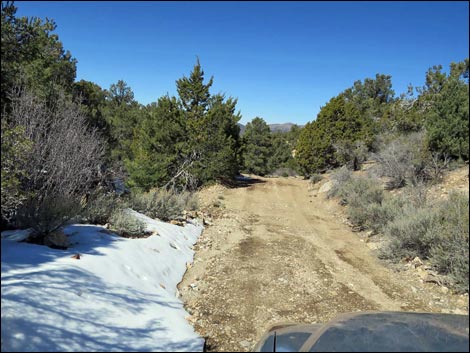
179, 176, 468, 352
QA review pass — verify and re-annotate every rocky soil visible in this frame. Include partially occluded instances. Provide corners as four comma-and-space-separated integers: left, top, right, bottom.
179, 170, 469, 352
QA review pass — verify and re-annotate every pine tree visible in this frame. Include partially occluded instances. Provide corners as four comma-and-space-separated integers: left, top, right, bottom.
103, 80, 142, 162
126, 59, 242, 190
242, 117, 272, 176
176, 60, 241, 187
425, 61, 469, 160
176, 57, 213, 123
1, 2, 77, 109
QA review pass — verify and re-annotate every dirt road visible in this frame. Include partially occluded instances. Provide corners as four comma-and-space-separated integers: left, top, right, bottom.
179, 176, 467, 352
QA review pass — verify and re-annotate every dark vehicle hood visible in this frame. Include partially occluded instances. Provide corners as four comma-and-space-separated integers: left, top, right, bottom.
254, 311, 469, 352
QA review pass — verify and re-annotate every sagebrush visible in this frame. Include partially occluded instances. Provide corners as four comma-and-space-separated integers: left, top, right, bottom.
129, 189, 198, 221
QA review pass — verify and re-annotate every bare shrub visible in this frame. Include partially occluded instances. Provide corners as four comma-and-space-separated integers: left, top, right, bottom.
9, 89, 105, 236
424, 152, 451, 184
327, 166, 353, 199
162, 151, 200, 191
333, 140, 369, 171
372, 132, 429, 189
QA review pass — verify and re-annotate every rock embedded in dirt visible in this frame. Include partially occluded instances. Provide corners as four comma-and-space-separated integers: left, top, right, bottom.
318, 180, 333, 194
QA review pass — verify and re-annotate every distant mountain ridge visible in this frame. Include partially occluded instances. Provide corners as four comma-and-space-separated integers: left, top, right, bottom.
268, 123, 299, 133
237, 122, 301, 135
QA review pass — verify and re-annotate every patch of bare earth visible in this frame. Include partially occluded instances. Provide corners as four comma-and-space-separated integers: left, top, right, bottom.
179, 171, 469, 352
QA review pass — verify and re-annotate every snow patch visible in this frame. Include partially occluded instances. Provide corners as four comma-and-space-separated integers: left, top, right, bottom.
1, 212, 204, 352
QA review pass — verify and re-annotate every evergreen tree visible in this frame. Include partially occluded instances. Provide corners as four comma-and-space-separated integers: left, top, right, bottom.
296, 94, 374, 175
378, 88, 424, 134
126, 96, 187, 190
242, 117, 272, 176
424, 60, 469, 160
103, 80, 142, 162
176, 60, 241, 187
344, 74, 395, 121
190, 94, 241, 184
1, 1, 77, 109
268, 125, 301, 173
72, 80, 109, 133
1, 120, 31, 227
176, 57, 213, 123
125, 60, 242, 190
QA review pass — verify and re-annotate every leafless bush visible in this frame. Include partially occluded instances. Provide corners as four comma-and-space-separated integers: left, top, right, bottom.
424, 152, 450, 184
333, 140, 369, 171
327, 166, 353, 199
163, 151, 200, 191
9, 89, 105, 236
371, 132, 429, 189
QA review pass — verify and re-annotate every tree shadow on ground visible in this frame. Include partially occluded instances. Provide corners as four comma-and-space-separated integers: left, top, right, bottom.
1, 225, 123, 270
1, 266, 203, 352
220, 174, 266, 189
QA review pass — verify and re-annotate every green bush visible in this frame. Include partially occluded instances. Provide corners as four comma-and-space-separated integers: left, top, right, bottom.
333, 140, 369, 171
425, 70, 469, 161
109, 209, 147, 238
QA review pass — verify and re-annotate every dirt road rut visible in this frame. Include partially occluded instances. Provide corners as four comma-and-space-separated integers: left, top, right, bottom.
179, 176, 467, 352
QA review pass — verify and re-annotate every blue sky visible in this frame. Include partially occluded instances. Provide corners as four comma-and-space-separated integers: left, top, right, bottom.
16, 1, 469, 125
